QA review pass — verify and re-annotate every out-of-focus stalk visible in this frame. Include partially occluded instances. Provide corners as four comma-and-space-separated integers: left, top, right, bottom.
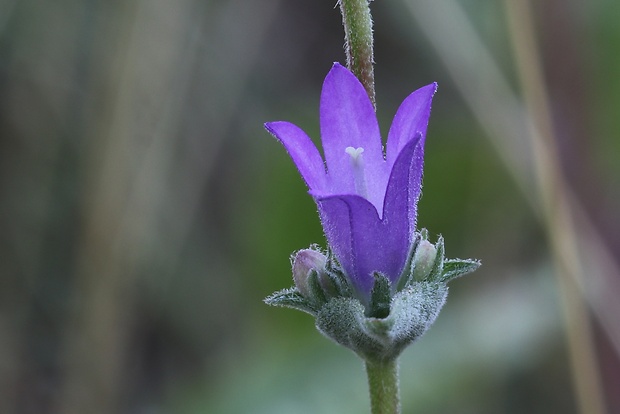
503, 2, 606, 414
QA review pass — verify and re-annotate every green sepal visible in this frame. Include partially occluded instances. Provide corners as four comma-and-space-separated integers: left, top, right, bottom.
307, 269, 328, 308
264, 287, 317, 316
265, 238, 479, 362
395, 234, 420, 291
367, 273, 392, 318
425, 235, 444, 282
315, 282, 448, 362
315, 297, 384, 359
440, 258, 481, 283
325, 252, 353, 298
327, 267, 353, 298
396, 230, 446, 289
386, 282, 448, 358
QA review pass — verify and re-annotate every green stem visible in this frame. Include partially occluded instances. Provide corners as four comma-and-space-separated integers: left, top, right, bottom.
338, 0, 376, 108
365, 358, 400, 414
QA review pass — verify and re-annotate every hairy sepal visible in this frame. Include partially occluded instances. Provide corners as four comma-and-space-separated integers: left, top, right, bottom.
265, 239, 479, 362
315, 282, 448, 362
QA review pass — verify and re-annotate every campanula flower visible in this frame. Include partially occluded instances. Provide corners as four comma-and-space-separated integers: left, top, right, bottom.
265, 63, 436, 303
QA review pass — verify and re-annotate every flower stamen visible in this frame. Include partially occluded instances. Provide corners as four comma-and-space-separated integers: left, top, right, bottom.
345, 146, 368, 199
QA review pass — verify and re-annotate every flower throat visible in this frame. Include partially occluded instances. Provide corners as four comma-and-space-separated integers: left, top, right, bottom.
345, 146, 368, 199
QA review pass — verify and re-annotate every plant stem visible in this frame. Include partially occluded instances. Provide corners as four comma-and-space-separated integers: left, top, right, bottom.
365, 358, 400, 414
338, 0, 376, 108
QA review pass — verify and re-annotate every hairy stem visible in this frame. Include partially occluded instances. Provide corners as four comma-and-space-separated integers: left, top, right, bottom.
338, 0, 376, 108
366, 358, 400, 414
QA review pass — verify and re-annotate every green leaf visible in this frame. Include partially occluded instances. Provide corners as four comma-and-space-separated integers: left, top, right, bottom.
264, 288, 317, 315
440, 258, 481, 283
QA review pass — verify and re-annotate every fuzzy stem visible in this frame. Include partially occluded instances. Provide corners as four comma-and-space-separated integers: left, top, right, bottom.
338, 0, 376, 108
365, 358, 400, 414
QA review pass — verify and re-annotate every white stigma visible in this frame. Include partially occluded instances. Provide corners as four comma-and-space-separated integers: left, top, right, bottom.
345, 146, 368, 199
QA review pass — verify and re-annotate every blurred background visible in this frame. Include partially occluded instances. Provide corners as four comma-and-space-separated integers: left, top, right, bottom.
1, 0, 619, 413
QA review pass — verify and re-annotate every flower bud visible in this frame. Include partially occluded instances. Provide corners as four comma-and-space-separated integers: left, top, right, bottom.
412, 239, 437, 281
292, 249, 328, 298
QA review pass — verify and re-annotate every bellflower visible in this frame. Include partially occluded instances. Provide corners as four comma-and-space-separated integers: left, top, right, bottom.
266, 63, 436, 303
266, 5, 480, 410
264, 63, 479, 362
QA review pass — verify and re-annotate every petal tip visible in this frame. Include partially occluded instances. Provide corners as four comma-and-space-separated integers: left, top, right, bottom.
325, 62, 357, 85
264, 121, 286, 137
420, 82, 438, 98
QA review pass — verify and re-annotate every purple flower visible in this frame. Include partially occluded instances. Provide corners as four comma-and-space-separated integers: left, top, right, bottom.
266, 63, 436, 303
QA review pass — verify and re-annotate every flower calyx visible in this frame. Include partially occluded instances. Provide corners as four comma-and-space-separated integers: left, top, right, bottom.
264, 231, 480, 361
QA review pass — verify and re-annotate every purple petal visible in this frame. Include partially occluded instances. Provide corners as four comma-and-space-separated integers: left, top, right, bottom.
315, 135, 425, 301
265, 121, 327, 192
320, 63, 388, 209
316, 194, 409, 302
383, 133, 425, 241
386, 83, 437, 166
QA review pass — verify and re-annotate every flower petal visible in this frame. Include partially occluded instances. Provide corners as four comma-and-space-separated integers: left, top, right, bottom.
383, 133, 425, 242
315, 135, 425, 302
316, 194, 409, 303
386, 83, 437, 166
265, 121, 327, 192
320, 63, 387, 208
